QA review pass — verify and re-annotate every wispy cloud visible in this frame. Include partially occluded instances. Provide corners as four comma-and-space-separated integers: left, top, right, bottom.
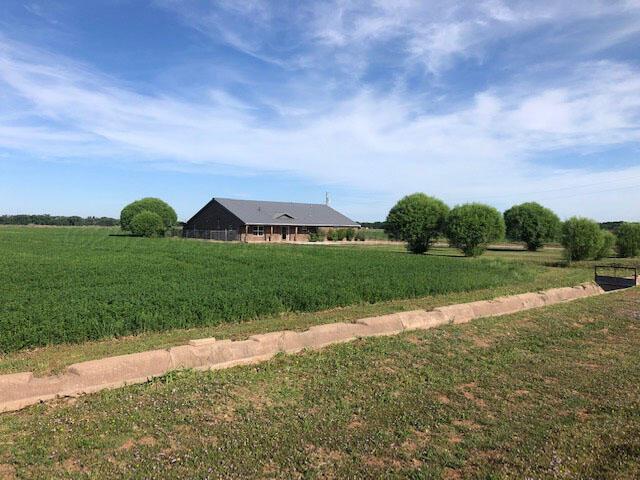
1, 2, 640, 219
160, 0, 640, 76
1, 35, 640, 219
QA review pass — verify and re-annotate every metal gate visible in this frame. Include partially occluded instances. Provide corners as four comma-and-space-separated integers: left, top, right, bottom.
594, 265, 638, 291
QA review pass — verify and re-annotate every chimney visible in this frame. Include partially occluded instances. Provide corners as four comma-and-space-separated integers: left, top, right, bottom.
325, 192, 330, 206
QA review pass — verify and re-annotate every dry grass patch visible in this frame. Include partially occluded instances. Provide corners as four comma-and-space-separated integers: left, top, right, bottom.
0, 464, 16, 480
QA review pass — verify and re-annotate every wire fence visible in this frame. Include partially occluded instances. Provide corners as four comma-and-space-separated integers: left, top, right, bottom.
171, 228, 239, 241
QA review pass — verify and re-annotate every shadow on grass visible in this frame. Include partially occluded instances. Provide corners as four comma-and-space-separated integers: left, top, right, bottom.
486, 247, 528, 253
426, 253, 465, 258
545, 261, 569, 268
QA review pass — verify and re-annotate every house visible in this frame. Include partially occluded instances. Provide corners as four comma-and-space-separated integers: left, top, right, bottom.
183, 197, 361, 242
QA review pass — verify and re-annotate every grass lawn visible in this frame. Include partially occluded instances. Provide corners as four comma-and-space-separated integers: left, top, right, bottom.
0, 226, 554, 353
1, 288, 638, 479
359, 228, 390, 240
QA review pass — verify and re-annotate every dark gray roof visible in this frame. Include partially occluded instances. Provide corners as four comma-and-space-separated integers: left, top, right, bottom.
216, 197, 360, 227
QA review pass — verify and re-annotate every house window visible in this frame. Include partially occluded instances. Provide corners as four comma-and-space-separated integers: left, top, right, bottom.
252, 226, 264, 236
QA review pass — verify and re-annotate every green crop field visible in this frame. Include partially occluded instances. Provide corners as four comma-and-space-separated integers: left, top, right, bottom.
0, 226, 550, 353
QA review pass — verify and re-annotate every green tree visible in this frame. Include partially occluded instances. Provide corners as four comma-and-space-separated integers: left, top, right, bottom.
120, 198, 177, 233
503, 202, 561, 251
129, 211, 165, 237
446, 203, 505, 257
385, 193, 449, 254
616, 223, 640, 258
561, 217, 608, 261
595, 230, 616, 260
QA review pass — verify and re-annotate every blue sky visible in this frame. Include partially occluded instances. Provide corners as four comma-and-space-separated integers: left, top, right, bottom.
1, 1, 640, 221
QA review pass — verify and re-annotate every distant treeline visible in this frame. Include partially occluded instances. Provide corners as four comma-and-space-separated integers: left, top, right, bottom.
359, 221, 386, 229
599, 221, 624, 233
0, 215, 119, 226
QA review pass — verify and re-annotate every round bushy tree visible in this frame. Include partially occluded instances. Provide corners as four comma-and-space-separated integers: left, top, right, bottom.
129, 211, 165, 237
503, 202, 561, 251
561, 217, 607, 261
385, 193, 449, 254
120, 198, 177, 232
616, 222, 640, 257
445, 203, 505, 257
595, 230, 616, 260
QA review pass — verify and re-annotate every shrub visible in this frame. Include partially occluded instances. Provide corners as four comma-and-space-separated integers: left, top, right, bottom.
503, 202, 561, 251
345, 228, 355, 241
617, 223, 640, 257
334, 229, 346, 241
325, 229, 335, 241
595, 230, 616, 260
385, 193, 449, 254
129, 211, 165, 237
561, 217, 608, 261
120, 198, 177, 232
308, 232, 324, 242
446, 203, 505, 257
355, 230, 366, 241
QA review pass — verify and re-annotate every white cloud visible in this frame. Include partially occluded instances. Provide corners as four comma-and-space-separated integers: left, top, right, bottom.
160, 0, 640, 76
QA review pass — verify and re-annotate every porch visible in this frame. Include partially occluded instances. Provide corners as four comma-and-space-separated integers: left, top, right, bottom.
242, 225, 317, 242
